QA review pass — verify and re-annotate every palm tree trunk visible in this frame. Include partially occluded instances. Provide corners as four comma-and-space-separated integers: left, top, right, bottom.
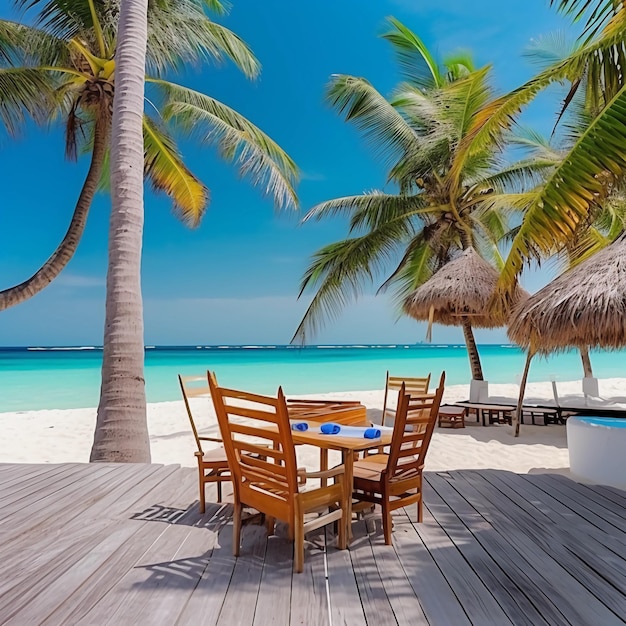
580, 346, 593, 377
0, 110, 110, 311
461, 316, 484, 381
90, 0, 150, 463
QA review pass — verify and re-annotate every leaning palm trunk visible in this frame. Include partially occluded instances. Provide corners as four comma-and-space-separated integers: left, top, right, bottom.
580, 346, 593, 378
91, 0, 150, 463
461, 316, 484, 381
0, 111, 110, 311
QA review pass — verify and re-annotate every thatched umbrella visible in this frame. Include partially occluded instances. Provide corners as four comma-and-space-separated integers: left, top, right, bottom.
507, 235, 626, 435
405, 247, 528, 398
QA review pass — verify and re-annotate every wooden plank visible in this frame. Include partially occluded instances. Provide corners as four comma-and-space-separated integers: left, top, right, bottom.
388, 510, 471, 625
74, 471, 214, 625
366, 516, 428, 626
0, 464, 159, 568
289, 530, 329, 626
528, 473, 626, 534
325, 524, 367, 626
425, 473, 564, 626
0, 464, 91, 513
215, 524, 268, 626
484, 472, 626, 595
40, 469, 198, 625
347, 519, 397, 626
455, 470, 626, 625
409, 498, 514, 625
253, 535, 295, 625
176, 505, 238, 626
0, 466, 183, 621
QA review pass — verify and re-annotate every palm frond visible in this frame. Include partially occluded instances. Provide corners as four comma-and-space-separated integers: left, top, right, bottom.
303, 191, 430, 233
381, 17, 443, 89
326, 74, 417, 169
0, 67, 55, 134
157, 80, 298, 209
15, 0, 94, 41
143, 114, 208, 225
550, 0, 621, 39
292, 223, 409, 343
500, 82, 626, 288
524, 30, 579, 69
146, 10, 259, 77
435, 65, 493, 137
476, 159, 557, 193
378, 233, 435, 302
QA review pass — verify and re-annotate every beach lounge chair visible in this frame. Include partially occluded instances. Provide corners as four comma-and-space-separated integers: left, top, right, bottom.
380, 372, 431, 426
352, 372, 445, 544
208, 373, 347, 573
178, 374, 231, 512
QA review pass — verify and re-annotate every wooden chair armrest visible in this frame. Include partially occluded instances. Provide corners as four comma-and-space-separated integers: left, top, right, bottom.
298, 465, 345, 481
198, 436, 223, 444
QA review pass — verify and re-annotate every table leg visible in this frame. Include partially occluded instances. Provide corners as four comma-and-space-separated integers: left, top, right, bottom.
319, 448, 328, 487
341, 448, 354, 542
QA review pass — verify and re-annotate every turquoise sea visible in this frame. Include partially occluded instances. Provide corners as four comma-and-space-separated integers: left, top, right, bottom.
2, 344, 626, 412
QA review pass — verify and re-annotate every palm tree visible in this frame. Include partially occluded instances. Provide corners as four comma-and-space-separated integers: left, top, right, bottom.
90, 0, 150, 462
440, 1, 626, 299
0, 0, 298, 311
293, 18, 549, 380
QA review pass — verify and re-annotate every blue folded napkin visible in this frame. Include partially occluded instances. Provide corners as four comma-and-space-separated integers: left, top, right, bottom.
319, 424, 382, 439
363, 427, 382, 439
291, 422, 309, 432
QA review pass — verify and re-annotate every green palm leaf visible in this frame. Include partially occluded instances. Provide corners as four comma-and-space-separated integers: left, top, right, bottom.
381, 17, 443, 89
326, 74, 417, 169
143, 115, 208, 226
146, 10, 259, 78
0, 67, 55, 133
500, 82, 626, 288
157, 80, 298, 209
292, 223, 411, 343
303, 192, 431, 233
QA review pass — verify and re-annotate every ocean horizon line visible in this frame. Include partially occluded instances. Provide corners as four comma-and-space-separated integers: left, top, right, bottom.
2, 343, 517, 351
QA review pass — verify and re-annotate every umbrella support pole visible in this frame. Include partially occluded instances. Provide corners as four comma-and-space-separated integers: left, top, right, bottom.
513, 351, 534, 437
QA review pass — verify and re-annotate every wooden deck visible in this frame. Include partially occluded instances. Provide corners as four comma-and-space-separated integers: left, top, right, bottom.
1, 463, 625, 625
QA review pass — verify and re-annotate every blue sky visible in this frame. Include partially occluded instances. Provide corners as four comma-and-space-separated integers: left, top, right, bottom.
0, 0, 574, 346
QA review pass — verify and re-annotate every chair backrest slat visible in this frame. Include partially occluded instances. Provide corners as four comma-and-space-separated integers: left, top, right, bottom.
382, 372, 431, 426
208, 372, 299, 507
386, 373, 445, 481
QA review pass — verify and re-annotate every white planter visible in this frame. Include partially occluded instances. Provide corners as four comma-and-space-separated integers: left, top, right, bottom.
469, 379, 489, 402
582, 377, 599, 398
567, 416, 626, 489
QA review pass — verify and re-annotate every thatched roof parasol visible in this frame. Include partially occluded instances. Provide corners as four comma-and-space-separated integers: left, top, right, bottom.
508, 237, 626, 354
404, 247, 528, 327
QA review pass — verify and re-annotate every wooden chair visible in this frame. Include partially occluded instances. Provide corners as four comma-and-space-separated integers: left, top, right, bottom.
352, 372, 445, 545
381, 372, 431, 426
208, 372, 347, 573
178, 374, 230, 513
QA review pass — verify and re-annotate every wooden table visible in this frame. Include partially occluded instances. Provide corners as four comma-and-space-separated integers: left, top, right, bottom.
289, 423, 393, 542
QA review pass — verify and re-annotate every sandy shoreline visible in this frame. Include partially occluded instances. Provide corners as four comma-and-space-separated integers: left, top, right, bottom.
7, 377, 625, 475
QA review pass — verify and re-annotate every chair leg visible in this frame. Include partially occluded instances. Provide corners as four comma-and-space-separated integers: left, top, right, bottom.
337, 508, 347, 550
294, 512, 305, 573
233, 500, 242, 557
382, 502, 392, 545
199, 474, 206, 514
417, 495, 423, 523
217, 479, 223, 504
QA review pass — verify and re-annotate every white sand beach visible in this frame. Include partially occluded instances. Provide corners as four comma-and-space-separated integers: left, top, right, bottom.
5, 377, 626, 476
